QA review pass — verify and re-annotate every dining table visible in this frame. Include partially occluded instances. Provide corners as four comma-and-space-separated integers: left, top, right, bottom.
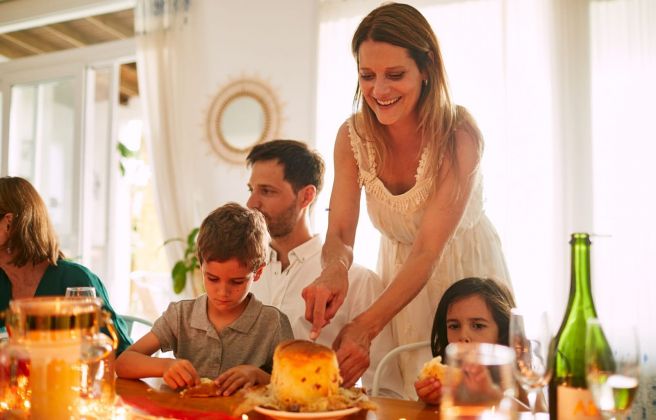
115, 378, 548, 420
115, 377, 439, 419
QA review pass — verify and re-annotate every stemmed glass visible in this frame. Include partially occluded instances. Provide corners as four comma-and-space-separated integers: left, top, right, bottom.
585, 318, 640, 420
509, 308, 553, 418
65, 286, 96, 297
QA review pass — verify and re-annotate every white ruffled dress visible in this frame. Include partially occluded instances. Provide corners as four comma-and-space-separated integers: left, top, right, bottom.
347, 119, 512, 399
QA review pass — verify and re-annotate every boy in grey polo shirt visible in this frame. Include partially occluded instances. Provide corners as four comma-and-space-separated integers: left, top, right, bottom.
116, 203, 294, 396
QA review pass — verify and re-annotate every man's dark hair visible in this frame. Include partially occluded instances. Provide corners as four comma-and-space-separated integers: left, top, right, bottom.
247, 140, 325, 194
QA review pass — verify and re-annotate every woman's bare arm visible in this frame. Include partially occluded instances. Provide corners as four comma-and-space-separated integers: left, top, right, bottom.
303, 121, 362, 338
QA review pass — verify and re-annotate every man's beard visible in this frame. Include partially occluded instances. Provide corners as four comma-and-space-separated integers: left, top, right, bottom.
263, 203, 298, 238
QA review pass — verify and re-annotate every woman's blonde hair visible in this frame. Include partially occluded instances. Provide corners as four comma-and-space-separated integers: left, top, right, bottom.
0, 176, 63, 267
351, 3, 481, 178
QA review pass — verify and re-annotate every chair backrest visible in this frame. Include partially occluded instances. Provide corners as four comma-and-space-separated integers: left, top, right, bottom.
371, 340, 431, 397
120, 314, 154, 336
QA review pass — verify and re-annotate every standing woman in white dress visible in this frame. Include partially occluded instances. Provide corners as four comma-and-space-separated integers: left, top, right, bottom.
302, 2, 512, 398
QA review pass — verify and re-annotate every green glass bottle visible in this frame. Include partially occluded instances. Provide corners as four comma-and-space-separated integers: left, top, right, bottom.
548, 233, 603, 419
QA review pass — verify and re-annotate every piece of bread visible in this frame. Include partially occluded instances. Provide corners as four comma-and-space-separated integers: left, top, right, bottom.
180, 378, 220, 398
270, 340, 342, 408
418, 356, 462, 385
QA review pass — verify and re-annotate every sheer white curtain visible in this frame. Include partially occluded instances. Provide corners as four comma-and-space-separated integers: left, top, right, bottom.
315, 0, 381, 271
589, 1, 656, 417
134, 0, 196, 283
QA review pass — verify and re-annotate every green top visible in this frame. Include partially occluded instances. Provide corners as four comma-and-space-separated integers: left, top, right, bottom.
0, 259, 132, 355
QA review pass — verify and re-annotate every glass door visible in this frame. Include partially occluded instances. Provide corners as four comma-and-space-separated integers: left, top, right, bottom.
0, 40, 136, 310
7, 77, 81, 257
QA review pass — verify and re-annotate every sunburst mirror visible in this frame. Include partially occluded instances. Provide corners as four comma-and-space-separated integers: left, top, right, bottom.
206, 78, 282, 163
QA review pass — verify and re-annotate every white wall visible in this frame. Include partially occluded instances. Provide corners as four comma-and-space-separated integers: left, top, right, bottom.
174, 0, 319, 221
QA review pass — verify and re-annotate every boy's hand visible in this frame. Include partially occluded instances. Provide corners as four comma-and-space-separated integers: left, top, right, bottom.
215, 365, 270, 396
415, 377, 442, 405
162, 359, 200, 389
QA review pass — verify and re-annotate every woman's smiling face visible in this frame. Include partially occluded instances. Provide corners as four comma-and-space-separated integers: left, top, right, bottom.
357, 40, 425, 128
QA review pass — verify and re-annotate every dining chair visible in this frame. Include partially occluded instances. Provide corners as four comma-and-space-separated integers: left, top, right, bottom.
371, 340, 431, 397
120, 314, 153, 336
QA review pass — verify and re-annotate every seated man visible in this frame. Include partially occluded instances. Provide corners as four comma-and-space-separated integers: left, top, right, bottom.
246, 140, 405, 398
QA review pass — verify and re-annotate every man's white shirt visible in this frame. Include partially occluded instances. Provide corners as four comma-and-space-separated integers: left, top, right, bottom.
250, 235, 406, 399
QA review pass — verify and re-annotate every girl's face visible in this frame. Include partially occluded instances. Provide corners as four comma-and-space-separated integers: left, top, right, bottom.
357, 40, 424, 129
446, 294, 500, 345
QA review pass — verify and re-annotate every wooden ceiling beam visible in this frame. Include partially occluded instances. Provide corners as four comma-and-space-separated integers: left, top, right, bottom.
0, 33, 44, 55
0, 48, 23, 59
0, 42, 28, 59
120, 83, 138, 98
85, 16, 131, 39
0, 0, 134, 35
1, 30, 64, 55
42, 24, 87, 48
120, 64, 139, 97
0, 9, 134, 60
120, 63, 138, 83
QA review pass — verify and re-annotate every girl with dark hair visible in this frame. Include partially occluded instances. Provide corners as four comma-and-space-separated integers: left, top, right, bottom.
416, 277, 515, 405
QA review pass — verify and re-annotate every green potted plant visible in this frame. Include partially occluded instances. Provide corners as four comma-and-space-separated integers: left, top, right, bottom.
164, 227, 202, 295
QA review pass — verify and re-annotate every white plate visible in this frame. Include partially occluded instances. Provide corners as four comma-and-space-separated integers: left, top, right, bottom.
253, 406, 360, 420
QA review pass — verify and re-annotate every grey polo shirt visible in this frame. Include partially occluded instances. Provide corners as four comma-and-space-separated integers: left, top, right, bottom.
152, 293, 293, 378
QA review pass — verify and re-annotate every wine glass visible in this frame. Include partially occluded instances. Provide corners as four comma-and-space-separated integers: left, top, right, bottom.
509, 308, 553, 418
65, 286, 96, 297
585, 318, 640, 420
